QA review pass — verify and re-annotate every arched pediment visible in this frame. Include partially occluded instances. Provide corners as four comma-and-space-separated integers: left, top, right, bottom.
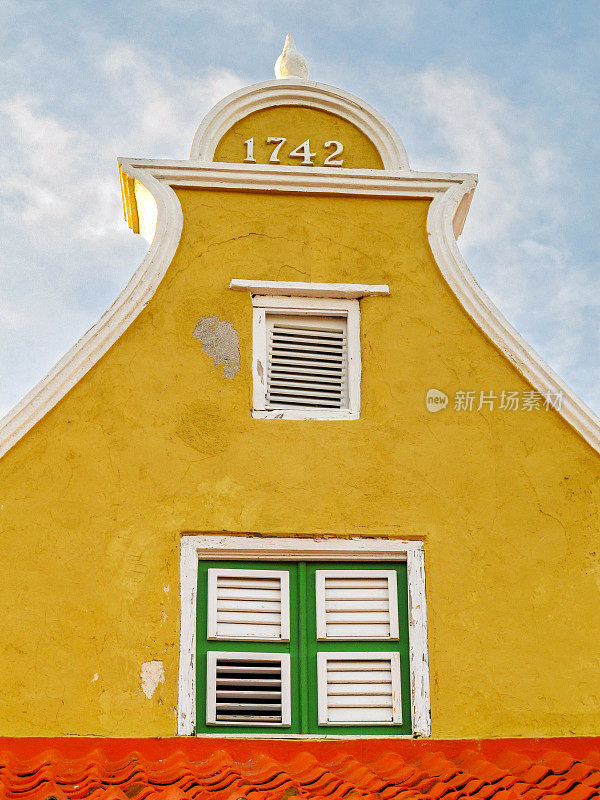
190, 79, 410, 170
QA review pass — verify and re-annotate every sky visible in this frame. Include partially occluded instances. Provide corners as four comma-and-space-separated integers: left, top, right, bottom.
1, 0, 599, 417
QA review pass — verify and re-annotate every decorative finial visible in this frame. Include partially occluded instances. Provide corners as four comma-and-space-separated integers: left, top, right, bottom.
274, 34, 309, 80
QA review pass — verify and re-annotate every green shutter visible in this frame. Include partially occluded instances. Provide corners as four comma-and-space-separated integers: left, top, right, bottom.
195, 559, 411, 735
305, 561, 412, 735
196, 560, 300, 734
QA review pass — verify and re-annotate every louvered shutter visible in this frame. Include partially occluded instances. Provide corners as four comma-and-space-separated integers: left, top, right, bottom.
315, 570, 399, 640
207, 568, 290, 641
265, 313, 348, 409
317, 652, 402, 725
206, 651, 291, 726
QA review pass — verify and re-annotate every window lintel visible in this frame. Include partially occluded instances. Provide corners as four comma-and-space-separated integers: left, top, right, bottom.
230, 279, 390, 300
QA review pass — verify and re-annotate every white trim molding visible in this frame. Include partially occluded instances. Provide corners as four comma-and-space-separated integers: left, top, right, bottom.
178, 534, 431, 738
190, 79, 410, 169
230, 279, 390, 299
1, 77, 599, 459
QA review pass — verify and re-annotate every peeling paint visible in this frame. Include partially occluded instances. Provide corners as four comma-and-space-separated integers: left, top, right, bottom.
192, 316, 240, 378
140, 660, 165, 699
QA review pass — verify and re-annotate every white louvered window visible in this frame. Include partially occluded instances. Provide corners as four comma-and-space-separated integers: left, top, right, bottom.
266, 314, 348, 410
252, 296, 361, 420
317, 652, 402, 725
207, 568, 290, 641
315, 570, 399, 640
206, 651, 291, 726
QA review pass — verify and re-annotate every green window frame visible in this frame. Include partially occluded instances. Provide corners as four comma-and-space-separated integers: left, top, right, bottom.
196, 559, 412, 735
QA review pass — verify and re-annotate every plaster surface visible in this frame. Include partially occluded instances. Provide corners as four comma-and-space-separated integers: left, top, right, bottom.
192, 316, 240, 379
1, 183, 599, 737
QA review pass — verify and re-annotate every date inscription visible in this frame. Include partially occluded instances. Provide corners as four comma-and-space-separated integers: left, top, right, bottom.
243, 137, 344, 166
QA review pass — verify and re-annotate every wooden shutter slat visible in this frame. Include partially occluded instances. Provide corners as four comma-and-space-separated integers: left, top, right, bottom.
269, 377, 345, 389
326, 659, 391, 670
217, 599, 281, 611
216, 678, 281, 686
214, 665, 282, 674
327, 684, 393, 696
325, 611, 391, 623
216, 622, 282, 638
216, 611, 281, 623
219, 584, 281, 600
324, 588, 389, 600
269, 363, 345, 375
326, 623, 391, 638
216, 702, 281, 711
326, 669, 392, 683
324, 578, 389, 587
272, 325, 344, 337
216, 578, 281, 589
328, 696, 393, 707
325, 600, 390, 611
217, 690, 282, 699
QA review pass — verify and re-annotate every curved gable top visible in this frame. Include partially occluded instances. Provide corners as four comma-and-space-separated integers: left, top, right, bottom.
1, 78, 600, 458
190, 79, 410, 169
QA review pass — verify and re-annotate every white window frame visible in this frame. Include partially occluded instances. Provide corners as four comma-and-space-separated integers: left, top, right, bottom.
206, 650, 292, 727
315, 569, 399, 641
207, 567, 290, 641
178, 534, 430, 737
317, 651, 402, 726
252, 295, 361, 420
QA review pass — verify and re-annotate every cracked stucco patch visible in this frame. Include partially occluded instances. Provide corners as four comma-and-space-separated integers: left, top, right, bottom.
140, 660, 165, 699
193, 316, 240, 379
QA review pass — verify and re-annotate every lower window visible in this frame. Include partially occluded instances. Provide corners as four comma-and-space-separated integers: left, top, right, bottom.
195, 560, 412, 735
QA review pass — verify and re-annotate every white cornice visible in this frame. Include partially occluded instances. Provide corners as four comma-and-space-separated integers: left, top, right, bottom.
190, 79, 410, 170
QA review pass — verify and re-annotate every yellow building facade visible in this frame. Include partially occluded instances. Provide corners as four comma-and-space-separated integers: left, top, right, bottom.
1, 39, 599, 750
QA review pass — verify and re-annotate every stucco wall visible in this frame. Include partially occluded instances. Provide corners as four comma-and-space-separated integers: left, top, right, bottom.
0, 108, 599, 738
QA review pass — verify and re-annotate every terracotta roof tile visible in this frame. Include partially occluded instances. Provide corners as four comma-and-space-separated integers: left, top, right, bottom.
2, 739, 600, 800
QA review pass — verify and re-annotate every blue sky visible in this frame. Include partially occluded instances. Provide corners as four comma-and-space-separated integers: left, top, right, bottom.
1, 0, 599, 416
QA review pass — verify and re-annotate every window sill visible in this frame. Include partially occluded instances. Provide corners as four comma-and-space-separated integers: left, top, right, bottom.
193, 732, 418, 739
253, 409, 360, 421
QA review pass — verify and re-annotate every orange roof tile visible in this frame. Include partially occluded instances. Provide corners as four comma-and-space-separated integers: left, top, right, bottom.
2, 738, 600, 800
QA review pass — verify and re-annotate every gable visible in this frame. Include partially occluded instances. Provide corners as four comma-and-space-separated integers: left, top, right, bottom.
0, 76, 599, 740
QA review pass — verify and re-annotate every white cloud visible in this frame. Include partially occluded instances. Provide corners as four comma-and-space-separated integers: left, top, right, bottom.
408, 68, 560, 246
102, 44, 243, 156
0, 39, 245, 417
